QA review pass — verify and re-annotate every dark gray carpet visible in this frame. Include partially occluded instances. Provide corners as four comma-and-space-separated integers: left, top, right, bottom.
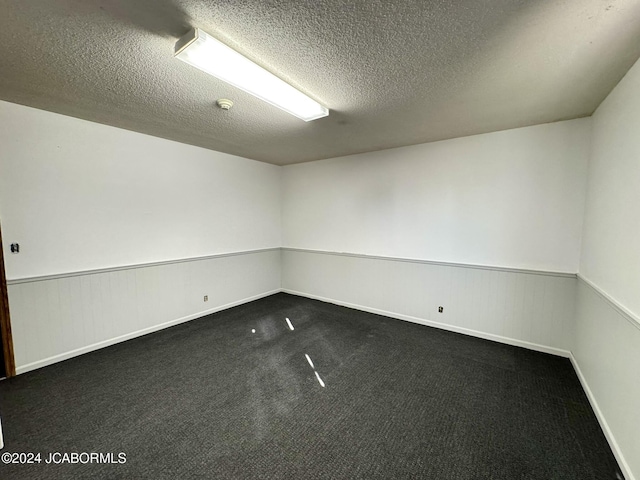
0, 293, 623, 479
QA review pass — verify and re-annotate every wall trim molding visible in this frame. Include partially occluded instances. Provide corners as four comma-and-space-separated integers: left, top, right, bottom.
577, 274, 640, 331
281, 288, 571, 358
8, 247, 579, 285
7, 248, 281, 285
282, 247, 577, 278
15, 288, 281, 375
569, 353, 635, 480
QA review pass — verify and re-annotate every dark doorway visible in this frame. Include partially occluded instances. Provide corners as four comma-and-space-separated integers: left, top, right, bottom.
0, 336, 5, 378
0, 222, 16, 378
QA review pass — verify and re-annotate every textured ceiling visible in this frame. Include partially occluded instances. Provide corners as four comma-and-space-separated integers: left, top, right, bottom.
1, 0, 640, 165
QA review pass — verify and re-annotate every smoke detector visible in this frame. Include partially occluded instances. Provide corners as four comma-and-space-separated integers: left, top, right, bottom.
216, 99, 233, 110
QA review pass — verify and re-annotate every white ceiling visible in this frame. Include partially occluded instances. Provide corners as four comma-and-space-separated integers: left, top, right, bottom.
1, 0, 639, 165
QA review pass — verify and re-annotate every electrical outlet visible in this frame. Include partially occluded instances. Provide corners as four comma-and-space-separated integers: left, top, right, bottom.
204, 295, 208, 302
438, 306, 443, 313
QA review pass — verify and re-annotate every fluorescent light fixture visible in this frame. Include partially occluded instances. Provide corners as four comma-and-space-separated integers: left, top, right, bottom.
175, 28, 329, 121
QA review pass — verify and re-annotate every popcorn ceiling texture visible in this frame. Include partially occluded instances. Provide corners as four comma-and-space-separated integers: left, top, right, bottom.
0, 0, 639, 165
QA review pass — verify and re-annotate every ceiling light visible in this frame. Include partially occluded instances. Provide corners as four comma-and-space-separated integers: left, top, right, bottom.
175, 28, 329, 122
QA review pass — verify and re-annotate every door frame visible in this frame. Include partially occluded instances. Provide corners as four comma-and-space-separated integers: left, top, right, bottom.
0, 222, 16, 378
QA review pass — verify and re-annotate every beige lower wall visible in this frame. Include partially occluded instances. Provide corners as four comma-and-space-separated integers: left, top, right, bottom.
7, 249, 281, 373
282, 248, 576, 355
572, 277, 640, 480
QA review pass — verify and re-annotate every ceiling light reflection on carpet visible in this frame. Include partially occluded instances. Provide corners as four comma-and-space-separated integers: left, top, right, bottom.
175, 28, 329, 121
305, 354, 315, 369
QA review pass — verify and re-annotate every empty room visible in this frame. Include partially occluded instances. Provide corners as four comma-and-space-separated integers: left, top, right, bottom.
0, 1, 639, 479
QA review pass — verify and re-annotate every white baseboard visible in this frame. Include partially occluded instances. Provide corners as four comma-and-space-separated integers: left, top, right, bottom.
281, 289, 571, 358
569, 353, 635, 480
15, 289, 281, 375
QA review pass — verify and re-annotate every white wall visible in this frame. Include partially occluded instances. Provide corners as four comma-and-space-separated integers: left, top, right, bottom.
283, 119, 590, 273
580, 58, 640, 317
0, 100, 281, 280
573, 57, 640, 480
0, 101, 282, 372
281, 120, 590, 356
